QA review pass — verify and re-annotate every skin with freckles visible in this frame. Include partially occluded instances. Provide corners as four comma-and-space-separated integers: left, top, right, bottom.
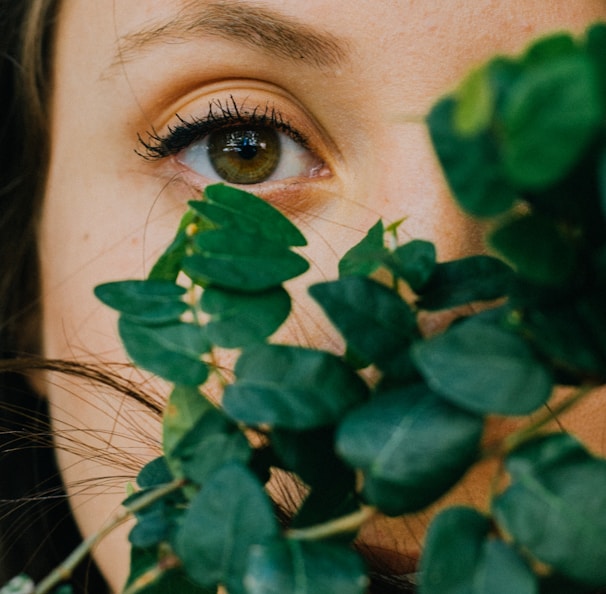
39, 1, 606, 591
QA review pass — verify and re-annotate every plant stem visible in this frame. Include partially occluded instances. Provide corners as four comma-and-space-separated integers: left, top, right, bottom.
121, 553, 181, 594
503, 384, 595, 453
286, 506, 376, 541
33, 479, 185, 594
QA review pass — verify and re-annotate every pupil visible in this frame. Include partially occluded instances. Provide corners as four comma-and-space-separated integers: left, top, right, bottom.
238, 136, 258, 161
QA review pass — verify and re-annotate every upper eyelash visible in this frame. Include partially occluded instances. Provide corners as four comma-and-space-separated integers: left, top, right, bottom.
136, 95, 311, 161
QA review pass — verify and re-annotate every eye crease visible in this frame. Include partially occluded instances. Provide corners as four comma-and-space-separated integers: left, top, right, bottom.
138, 96, 327, 185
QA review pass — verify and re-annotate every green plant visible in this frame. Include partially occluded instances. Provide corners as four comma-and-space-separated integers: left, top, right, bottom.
5, 23, 606, 594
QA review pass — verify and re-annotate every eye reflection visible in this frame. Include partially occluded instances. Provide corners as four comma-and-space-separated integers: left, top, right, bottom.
179, 124, 324, 185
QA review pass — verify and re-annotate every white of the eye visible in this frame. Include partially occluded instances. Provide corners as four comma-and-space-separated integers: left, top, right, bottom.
179, 131, 321, 183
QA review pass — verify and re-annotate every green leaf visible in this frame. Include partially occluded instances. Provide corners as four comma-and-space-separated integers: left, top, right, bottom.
137, 457, 174, 488
191, 184, 307, 247
412, 315, 553, 415
522, 33, 577, 67
163, 386, 212, 458
124, 482, 187, 549
338, 220, 388, 278
290, 486, 359, 531
384, 240, 437, 292
519, 295, 606, 379
171, 409, 251, 486
309, 277, 418, 377
126, 547, 215, 594
201, 287, 291, 348
501, 54, 603, 189
454, 65, 495, 136
175, 462, 279, 594
419, 507, 489, 594
271, 426, 357, 528
472, 540, 538, 594
337, 383, 483, 515
148, 208, 198, 282
119, 317, 210, 386
598, 150, 606, 226
427, 97, 518, 217
223, 345, 369, 430
417, 255, 512, 311
493, 434, 606, 587
489, 214, 576, 285
272, 426, 355, 489
419, 507, 538, 594
586, 23, 606, 104
244, 540, 369, 594
184, 230, 309, 292
129, 507, 176, 549
94, 280, 188, 324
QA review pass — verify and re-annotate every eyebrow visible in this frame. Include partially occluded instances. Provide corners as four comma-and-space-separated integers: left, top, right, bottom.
113, 0, 349, 70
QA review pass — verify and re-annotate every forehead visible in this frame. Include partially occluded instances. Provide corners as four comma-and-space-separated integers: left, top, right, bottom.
53, 0, 605, 126
58, 1, 605, 69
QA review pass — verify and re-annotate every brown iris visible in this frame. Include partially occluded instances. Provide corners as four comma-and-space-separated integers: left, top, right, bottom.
207, 126, 281, 184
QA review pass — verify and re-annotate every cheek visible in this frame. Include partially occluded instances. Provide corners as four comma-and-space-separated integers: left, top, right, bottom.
39, 167, 186, 360
38, 163, 185, 592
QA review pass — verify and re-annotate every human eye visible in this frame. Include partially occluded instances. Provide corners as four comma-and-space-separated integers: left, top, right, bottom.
138, 95, 329, 186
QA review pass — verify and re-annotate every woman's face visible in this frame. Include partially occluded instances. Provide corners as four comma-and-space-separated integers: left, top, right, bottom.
40, 1, 606, 591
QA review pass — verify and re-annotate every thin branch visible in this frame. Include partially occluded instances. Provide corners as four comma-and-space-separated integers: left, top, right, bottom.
33, 479, 185, 594
286, 506, 376, 541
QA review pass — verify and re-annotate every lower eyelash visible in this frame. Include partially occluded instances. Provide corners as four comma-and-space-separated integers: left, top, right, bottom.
136, 95, 310, 161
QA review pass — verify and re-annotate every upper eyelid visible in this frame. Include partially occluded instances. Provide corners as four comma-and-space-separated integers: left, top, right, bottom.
136, 96, 313, 161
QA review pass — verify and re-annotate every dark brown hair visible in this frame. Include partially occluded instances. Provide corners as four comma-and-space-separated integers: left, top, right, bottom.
1, 0, 51, 356
0, 1, 108, 590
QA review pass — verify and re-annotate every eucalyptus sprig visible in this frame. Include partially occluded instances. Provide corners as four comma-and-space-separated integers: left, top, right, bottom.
6, 22, 606, 594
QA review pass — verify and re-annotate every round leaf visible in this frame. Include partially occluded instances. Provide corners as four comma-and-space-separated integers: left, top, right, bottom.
309, 277, 418, 376
337, 383, 483, 515
184, 230, 309, 292
244, 540, 369, 594
428, 97, 518, 217
502, 55, 603, 189
412, 315, 553, 415
148, 208, 200, 282
419, 507, 490, 594
493, 434, 606, 587
419, 507, 537, 594
338, 220, 387, 278
163, 386, 212, 458
454, 65, 495, 136
586, 23, 606, 102
201, 286, 291, 348
94, 280, 188, 324
489, 214, 576, 285
175, 462, 279, 594
384, 240, 437, 292
417, 255, 512, 311
172, 409, 251, 486
119, 317, 210, 386
193, 184, 307, 247
136, 456, 173, 489
223, 345, 369, 430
